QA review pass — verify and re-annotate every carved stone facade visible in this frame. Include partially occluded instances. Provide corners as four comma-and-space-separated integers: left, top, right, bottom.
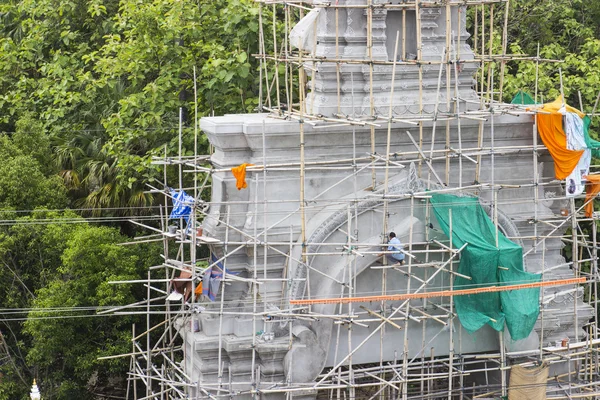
306, 2, 477, 116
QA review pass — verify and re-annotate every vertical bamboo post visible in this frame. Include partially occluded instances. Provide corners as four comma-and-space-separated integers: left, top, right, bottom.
309, 10, 318, 116
258, 2, 264, 110
540, 239, 546, 356
474, 4, 479, 61
273, 4, 281, 111
146, 270, 152, 397
421, 198, 433, 394
402, 7, 406, 61
475, 5, 485, 185
456, 3, 462, 61
486, 5, 494, 102
251, 186, 259, 397
190, 67, 199, 396
383, 31, 401, 204
401, 195, 416, 400
132, 324, 138, 400
298, 20, 309, 315
335, 5, 341, 114
368, 0, 377, 189
448, 208, 455, 400
416, 0, 424, 178
262, 123, 268, 314
534, 43, 540, 104
346, 205, 356, 400
259, 3, 272, 109
217, 207, 231, 389
428, 48, 447, 190
480, 4, 485, 102
452, 34, 463, 188
498, 0, 510, 102
284, 4, 291, 114
593, 215, 599, 387
572, 196, 580, 384
445, 2, 452, 184
381, 31, 400, 391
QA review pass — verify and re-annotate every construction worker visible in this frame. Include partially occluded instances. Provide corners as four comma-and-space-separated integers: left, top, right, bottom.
379, 232, 405, 265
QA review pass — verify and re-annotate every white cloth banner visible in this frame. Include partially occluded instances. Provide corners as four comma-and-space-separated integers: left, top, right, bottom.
564, 112, 590, 197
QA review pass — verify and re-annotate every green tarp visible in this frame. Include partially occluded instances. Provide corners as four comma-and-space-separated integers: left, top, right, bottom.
430, 193, 541, 341
583, 115, 600, 159
511, 90, 536, 105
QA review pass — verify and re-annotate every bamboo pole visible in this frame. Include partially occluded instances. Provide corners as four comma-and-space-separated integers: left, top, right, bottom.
416, 0, 424, 178
381, 31, 400, 395
485, 4, 494, 102
447, 208, 455, 399
498, 0, 510, 102
445, 2, 452, 185
368, 0, 377, 189
273, 3, 281, 110
290, 277, 586, 306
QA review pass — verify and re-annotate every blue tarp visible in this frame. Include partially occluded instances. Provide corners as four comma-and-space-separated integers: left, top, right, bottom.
203, 253, 239, 301
169, 189, 195, 223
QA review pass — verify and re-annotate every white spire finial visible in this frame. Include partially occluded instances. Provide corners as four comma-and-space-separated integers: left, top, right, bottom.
30, 379, 41, 400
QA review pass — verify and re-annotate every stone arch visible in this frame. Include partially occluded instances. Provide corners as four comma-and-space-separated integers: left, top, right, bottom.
284, 167, 533, 383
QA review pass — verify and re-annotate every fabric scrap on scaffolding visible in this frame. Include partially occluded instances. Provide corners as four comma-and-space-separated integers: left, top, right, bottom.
169, 188, 195, 223
508, 363, 549, 400
171, 268, 193, 302
194, 281, 203, 296
564, 112, 591, 197
202, 253, 239, 301
231, 163, 254, 190
430, 193, 541, 341
584, 175, 600, 217
289, 8, 321, 52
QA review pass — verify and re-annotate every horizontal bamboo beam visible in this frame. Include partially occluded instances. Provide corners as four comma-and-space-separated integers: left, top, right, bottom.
289, 277, 586, 305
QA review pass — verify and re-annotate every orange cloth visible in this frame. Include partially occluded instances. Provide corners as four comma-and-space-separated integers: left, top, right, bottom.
537, 113, 584, 179
534, 97, 585, 180
231, 163, 254, 190
584, 175, 600, 217
194, 282, 203, 296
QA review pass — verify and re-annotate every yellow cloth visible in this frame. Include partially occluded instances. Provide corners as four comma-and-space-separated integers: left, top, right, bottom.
534, 97, 585, 180
231, 163, 254, 190
540, 96, 585, 118
584, 175, 600, 218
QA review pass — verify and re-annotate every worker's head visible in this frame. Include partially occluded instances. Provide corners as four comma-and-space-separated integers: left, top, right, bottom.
389, 232, 396, 239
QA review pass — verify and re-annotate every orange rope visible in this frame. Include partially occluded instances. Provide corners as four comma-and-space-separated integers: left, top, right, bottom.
289, 277, 586, 305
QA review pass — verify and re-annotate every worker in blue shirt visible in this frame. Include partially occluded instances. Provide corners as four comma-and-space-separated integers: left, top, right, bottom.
379, 232, 405, 265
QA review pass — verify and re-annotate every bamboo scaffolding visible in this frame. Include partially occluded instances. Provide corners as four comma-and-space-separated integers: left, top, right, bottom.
112, 1, 600, 398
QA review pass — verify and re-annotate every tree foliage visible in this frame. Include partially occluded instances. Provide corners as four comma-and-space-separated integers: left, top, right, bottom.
1, 0, 262, 213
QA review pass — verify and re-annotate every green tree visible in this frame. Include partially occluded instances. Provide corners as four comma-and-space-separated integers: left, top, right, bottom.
0, 115, 67, 211
22, 225, 160, 399
0, 0, 265, 214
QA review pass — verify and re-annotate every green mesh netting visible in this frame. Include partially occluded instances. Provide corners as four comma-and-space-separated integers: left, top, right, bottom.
511, 90, 536, 105
583, 115, 600, 158
430, 193, 540, 341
